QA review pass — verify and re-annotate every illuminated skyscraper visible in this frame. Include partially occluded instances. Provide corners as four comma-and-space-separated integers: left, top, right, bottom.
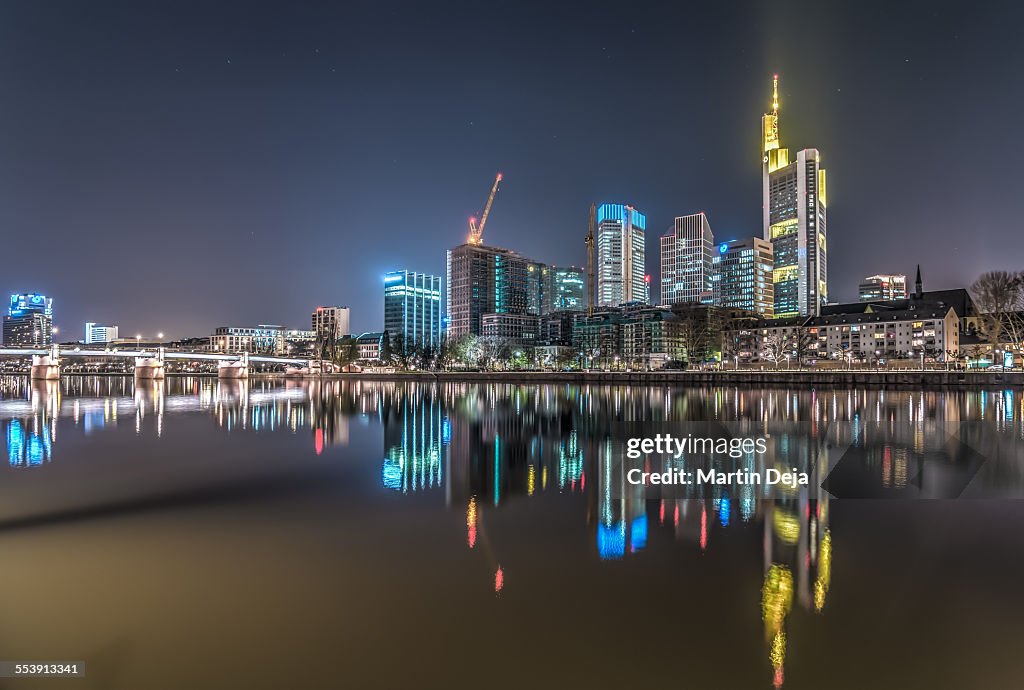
595, 204, 646, 306
384, 270, 442, 352
445, 243, 543, 338
3, 293, 53, 346
542, 265, 586, 313
762, 75, 828, 317
660, 212, 714, 305
712, 237, 775, 317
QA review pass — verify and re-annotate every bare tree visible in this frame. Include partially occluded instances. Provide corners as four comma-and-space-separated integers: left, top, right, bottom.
759, 333, 788, 369
971, 271, 1024, 363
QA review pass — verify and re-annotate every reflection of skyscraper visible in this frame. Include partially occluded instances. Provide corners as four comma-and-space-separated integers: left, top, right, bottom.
762, 76, 828, 318
596, 204, 646, 307
382, 389, 444, 493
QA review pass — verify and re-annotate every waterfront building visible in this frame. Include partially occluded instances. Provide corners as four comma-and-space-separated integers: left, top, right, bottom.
741, 288, 963, 364
312, 306, 351, 343
446, 243, 544, 338
538, 310, 578, 347
712, 237, 775, 317
208, 325, 285, 354
859, 274, 908, 302
3, 293, 53, 346
384, 270, 442, 353
480, 313, 539, 346
660, 212, 715, 305
573, 304, 685, 368
595, 204, 646, 307
356, 332, 385, 361
762, 75, 828, 317
84, 322, 119, 344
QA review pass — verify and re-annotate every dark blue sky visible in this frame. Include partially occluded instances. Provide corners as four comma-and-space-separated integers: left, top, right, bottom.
1, 0, 1022, 338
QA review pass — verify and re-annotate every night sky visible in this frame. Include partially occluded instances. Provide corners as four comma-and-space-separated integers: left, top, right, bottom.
1, 1, 1022, 339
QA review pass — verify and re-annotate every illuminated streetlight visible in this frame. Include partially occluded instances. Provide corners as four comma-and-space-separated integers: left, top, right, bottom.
157, 332, 164, 340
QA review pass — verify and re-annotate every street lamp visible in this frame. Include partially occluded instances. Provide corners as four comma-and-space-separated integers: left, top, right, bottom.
157, 332, 164, 340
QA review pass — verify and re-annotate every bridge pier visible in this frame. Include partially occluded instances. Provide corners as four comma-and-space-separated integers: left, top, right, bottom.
30, 344, 60, 380
135, 347, 166, 379
217, 351, 249, 379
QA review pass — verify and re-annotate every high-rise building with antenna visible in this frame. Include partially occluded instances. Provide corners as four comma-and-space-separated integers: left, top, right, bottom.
762, 75, 828, 318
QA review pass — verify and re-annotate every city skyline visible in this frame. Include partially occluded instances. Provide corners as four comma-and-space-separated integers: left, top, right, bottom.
2, 2, 1022, 338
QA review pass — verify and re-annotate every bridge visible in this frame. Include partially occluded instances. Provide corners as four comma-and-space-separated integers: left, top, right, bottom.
0, 345, 325, 380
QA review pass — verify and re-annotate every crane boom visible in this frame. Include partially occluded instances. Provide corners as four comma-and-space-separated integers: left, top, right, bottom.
586, 203, 595, 317
468, 173, 502, 245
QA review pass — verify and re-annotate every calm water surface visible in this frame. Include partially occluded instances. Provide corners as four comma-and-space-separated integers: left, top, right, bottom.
1, 376, 1023, 689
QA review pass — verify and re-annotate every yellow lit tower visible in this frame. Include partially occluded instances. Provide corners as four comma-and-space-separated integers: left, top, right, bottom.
761, 75, 828, 318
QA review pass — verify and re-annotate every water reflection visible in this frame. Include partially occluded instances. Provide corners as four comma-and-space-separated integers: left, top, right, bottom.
0, 376, 1022, 687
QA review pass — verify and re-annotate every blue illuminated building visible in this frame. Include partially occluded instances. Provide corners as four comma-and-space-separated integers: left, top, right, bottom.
3, 293, 54, 346
595, 203, 646, 307
384, 270, 442, 353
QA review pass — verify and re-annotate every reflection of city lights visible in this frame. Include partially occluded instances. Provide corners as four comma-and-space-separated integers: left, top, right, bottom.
814, 530, 832, 612
772, 510, 801, 545
494, 566, 504, 593
467, 497, 477, 549
771, 631, 786, 688
597, 522, 625, 560
527, 464, 535, 496
630, 514, 647, 552
762, 565, 793, 635
699, 505, 707, 550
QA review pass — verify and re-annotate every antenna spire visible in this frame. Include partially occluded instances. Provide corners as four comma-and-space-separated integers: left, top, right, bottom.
772, 74, 779, 114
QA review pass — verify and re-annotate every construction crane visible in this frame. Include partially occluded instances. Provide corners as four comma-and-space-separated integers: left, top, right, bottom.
586, 203, 595, 316
467, 173, 502, 245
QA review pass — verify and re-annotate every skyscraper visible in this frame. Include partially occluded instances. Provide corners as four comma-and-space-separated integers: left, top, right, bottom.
660, 212, 715, 305
858, 274, 908, 302
384, 270, 442, 353
445, 243, 543, 339
3, 293, 53, 346
712, 237, 775, 317
762, 75, 828, 318
595, 204, 646, 307
542, 265, 586, 313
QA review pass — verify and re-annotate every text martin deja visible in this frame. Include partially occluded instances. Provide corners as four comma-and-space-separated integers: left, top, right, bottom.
624, 433, 809, 488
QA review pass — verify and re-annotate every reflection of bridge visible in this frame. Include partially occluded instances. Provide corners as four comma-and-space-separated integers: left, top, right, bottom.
0, 345, 317, 380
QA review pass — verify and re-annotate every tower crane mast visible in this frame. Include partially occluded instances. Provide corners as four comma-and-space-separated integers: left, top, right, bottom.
586, 203, 595, 317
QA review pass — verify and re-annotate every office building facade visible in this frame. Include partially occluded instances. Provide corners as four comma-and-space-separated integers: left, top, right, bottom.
209, 325, 286, 354
312, 306, 351, 343
762, 75, 828, 318
859, 275, 908, 302
3, 293, 53, 346
84, 322, 119, 344
446, 243, 543, 338
595, 204, 646, 307
712, 237, 775, 317
384, 270, 442, 353
543, 265, 586, 313
660, 212, 715, 305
